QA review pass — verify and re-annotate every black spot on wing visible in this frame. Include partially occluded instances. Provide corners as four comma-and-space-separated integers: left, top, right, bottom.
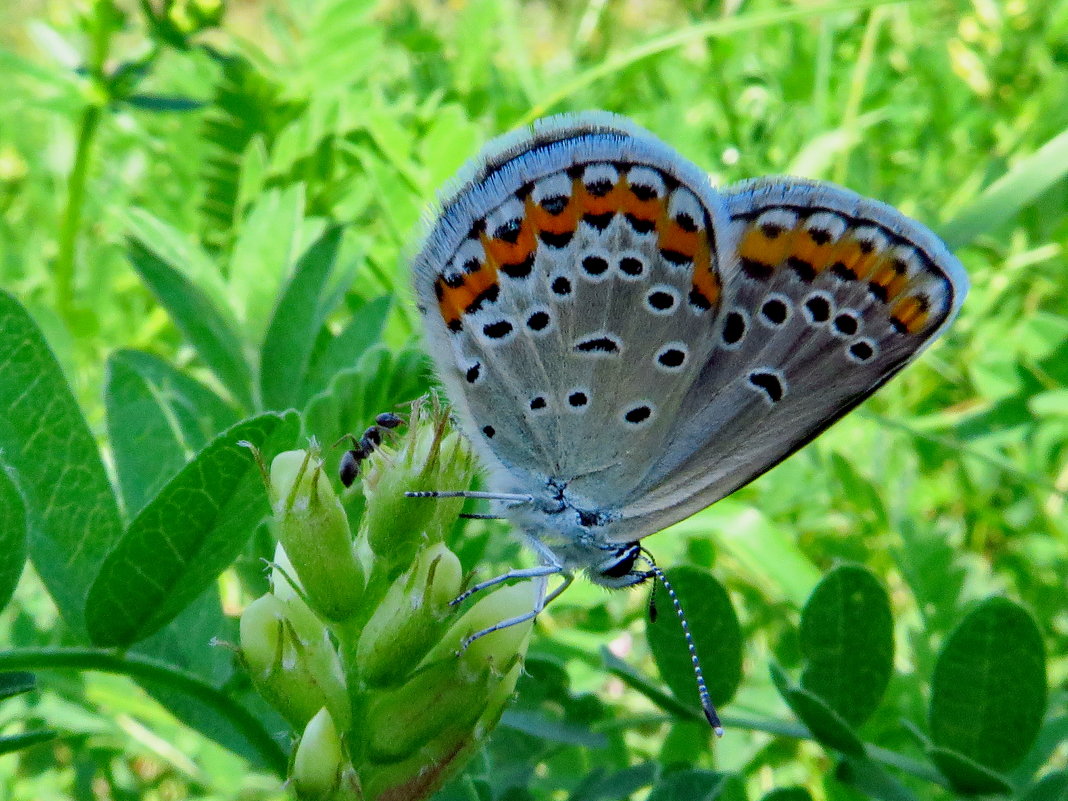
749, 371, 784, 402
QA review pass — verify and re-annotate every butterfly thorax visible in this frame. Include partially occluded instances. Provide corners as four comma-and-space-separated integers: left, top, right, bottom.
501, 476, 649, 588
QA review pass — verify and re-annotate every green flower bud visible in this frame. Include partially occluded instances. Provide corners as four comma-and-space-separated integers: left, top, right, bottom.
427, 581, 537, 671
365, 582, 535, 764
360, 400, 477, 580
239, 593, 349, 730
269, 544, 351, 729
268, 544, 322, 640
293, 708, 343, 799
272, 448, 365, 621
292, 708, 362, 801
356, 543, 463, 686
360, 660, 524, 801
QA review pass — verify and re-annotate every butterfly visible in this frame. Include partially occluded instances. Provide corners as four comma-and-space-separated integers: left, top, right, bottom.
408, 112, 967, 728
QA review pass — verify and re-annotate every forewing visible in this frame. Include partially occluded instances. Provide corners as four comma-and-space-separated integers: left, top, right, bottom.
412, 113, 730, 501
608, 177, 968, 541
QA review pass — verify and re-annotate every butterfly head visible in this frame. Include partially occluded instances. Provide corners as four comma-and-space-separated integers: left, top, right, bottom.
587, 541, 649, 589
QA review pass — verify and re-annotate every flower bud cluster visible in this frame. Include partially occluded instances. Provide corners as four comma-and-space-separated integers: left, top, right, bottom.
239, 399, 533, 801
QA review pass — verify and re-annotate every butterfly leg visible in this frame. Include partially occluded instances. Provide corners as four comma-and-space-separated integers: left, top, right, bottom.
450, 564, 563, 606
457, 572, 575, 654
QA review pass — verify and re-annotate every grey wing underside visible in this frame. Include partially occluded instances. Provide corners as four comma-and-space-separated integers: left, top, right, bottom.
599, 177, 968, 543
411, 113, 967, 546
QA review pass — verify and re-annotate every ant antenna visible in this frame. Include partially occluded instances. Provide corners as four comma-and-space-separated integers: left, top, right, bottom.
640, 549, 723, 737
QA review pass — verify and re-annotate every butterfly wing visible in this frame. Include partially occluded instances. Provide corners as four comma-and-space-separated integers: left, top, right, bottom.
413, 115, 967, 546
602, 176, 968, 542
412, 113, 733, 502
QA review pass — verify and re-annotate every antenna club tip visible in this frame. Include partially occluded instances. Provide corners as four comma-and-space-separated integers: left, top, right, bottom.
703, 706, 724, 734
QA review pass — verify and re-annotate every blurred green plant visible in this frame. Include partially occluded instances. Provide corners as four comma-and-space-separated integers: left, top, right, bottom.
1, 0, 1067, 799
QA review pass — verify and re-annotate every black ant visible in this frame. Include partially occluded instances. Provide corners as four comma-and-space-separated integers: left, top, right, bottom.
337, 412, 404, 487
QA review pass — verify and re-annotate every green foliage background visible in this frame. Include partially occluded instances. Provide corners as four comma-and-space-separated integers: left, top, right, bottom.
0, 0, 1066, 799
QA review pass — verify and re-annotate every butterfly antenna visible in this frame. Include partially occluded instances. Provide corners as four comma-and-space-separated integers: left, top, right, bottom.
405, 490, 534, 503
640, 550, 723, 737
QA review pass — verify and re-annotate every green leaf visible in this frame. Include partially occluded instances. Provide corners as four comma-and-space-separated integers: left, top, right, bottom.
0, 672, 56, 756
0, 467, 27, 611
300, 295, 392, 407
260, 226, 342, 411
126, 238, 254, 409
228, 184, 307, 344
926, 747, 1013, 796
647, 567, 742, 710
834, 756, 921, 801
0, 291, 123, 636
660, 719, 711, 769
939, 126, 1068, 250
85, 412, 299, 647
1011, 717, 1068, 787
0, 729, 57, 756
302, 346, 430, 447
105, 352, 191, 516
647, 770, 727, 801
499, 709, 608, 748
124, 209, 232, 318
570, 761, 658, 801
0, 671, 36, 701
799, 564, 893, 726
929, 597, 1046, 772
760, 789, 812, 801
827, 454, 888, 531
685, 502, 820, 607
771, 664, 866, 757
110, 350, 240, 452
132, 588, 288, 768
1020, 771, 1068, 801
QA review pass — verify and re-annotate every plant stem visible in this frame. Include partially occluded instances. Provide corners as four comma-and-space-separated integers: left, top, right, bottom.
0, 646, 287, 776
55, 102, 102, 322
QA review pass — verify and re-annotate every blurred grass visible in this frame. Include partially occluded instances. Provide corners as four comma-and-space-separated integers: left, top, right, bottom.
0, 0, 1066, 799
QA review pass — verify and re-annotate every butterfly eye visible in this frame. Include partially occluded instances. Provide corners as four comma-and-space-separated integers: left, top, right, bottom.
596, 543, 641, 579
